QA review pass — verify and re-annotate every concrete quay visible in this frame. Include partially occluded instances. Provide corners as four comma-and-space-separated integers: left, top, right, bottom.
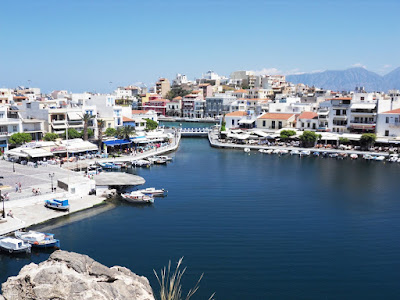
208, 130, 391, 157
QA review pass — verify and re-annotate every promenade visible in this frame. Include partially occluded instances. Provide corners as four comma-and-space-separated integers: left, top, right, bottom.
208, 129, 391, 157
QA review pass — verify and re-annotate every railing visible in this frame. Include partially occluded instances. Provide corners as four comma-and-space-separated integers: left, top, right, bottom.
350, 120, 376, 124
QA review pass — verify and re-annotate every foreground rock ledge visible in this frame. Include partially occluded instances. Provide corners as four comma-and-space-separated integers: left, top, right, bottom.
1, 250, 155, 300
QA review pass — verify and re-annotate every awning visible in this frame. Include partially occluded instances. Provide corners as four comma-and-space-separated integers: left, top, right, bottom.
351, 103, 376, 110
238, 119, 256, 124
22, 148, 53, 158
104, 139, 132, 147
4, 148, 28, 158
318, 110, 329, 115
67, 112, 82, 121
252, 130, 269, 138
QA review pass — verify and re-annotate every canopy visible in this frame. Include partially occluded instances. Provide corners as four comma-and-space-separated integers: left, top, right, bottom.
238, 119, 256, 124
104, 139, 132, 147
22, 148, 53, 158
67, 112, 82, 120
351, 103, 376, 110
4, 148, 28, 158
252, 130, 269, 138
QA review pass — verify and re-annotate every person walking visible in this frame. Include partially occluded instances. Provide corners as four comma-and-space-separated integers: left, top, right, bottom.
15, 183, 18, 193
18, 182, 22, 193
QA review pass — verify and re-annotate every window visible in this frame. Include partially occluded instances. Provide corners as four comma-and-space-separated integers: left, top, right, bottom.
272, 121, 275, 129
13, 126, 17, 132
263, 120, 266, 127
26, 103, 31, 108
361, 97, 365, 100
232, 119, 234, 125
278, 121, 282, 129
385, 130, 389, 136
0, 113, 3, 118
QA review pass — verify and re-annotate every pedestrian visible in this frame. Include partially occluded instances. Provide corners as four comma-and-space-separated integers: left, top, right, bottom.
37, 187, 41, 195
18, 182, 22, 193
7, 210, 13, 218
15, 183, 18, 193
32, 188, 36, 195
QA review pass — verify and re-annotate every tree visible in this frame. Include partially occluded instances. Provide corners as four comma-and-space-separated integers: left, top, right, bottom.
61, 128, 81, 139
165, 87, 192, 100
9, 133, 32, 145
299, 131, 319, 148
105, 127, 117, 137
81, 113, 95, 141
360, 133, 376, 150
220, 114, 226, 132
120, 125, 135, 139
97, 119, 105, 146
43, 133, 59, 141
280, 130, 296, 140
339, 137, 350, 145
145, 118, 158, 131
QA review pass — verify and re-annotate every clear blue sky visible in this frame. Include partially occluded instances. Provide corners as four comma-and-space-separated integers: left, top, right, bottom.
1, 0, 399, 93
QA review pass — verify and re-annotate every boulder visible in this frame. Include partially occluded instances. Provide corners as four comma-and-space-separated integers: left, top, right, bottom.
1, 250, 154, 300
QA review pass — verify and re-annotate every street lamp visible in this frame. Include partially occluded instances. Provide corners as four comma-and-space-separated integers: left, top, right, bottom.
49, 173, 55, 192
13, 160, 15, 172
0, 176, 5, 218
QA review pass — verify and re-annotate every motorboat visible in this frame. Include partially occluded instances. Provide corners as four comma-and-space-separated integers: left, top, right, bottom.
133, 159, 151, 167
273, 149, 281, 154
244, 148, 250, 153
15, 231, 60, 248
329, 153, 338, 158
300, 150, 311, 156
266, 149, 273, 154
136, 187, 167, 197
313, 152, 320, 157
153, 158, 167, 165
114, 162, 128, 169
387, 154, 398, 162
290, 150, 300, 155
121, 191, 154, 204
156, 155, 172, 161
99, 162, 121, 170
350, 154, 358, 160
87, 164, 102, 176
258, 149, 264, 153
363, 154, 373, 160
374, 156, 385, 161
280, 150, 289, 155
44, 199, 70, 212
0, 237, 31, 254
338, 153, 348, 159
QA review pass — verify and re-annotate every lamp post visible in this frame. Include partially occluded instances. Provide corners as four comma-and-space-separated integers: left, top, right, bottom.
13, 160, 15, 172
49, 173, 55, 192
0, 176, 5, 218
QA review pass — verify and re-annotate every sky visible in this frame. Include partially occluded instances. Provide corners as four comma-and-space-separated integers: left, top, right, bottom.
1, 0, 400, 93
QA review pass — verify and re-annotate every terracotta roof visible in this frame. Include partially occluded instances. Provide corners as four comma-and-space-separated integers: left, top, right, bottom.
234, 89, 248, 93
258, 113, 295, 120
173, 96, 182, 100
326, 97, 352, 101
298, 111, 318, 120
123, 116, 134, 122
225, 111, 248, 117
132, 110, 150, 114
382, 108, 400, 114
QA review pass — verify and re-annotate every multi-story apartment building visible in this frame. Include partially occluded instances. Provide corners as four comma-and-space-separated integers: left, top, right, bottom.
205, 94, 237, 117
155, 78, 171, 98
143, 99, 169, 116
0, 106, 22, 151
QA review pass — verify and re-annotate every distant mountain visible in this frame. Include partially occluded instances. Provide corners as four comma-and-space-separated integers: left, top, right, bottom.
383, 67, 400, 91
286, 67, 400, 92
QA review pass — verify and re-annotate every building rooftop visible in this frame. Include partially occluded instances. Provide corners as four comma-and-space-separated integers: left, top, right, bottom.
258, 113, 295, 120
226, 111, 248, 117
298, 111, 318, 120
382, 108, 400, 114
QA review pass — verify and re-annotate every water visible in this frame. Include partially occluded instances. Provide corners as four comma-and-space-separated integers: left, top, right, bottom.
1, 139, 400, 299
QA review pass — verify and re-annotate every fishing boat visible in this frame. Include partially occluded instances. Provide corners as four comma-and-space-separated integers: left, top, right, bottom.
121, 191, 154, 204
244, 148, 250, 153
313, 152, 320, 157
374, 155, 385, 161
136, 187, 167, 197
133, 159, 151, 167
44, 199, 70, 212
350, 154, 358, 160
153, 158, 167, 165
0, 237, 31, 254
300, 150, 311, 156
15, 231, 60, 248
290, 150, 300, 155
99, 162, 121, 170
155, 155, 172, 161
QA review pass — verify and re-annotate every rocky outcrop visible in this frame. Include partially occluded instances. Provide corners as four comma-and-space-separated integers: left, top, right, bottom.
1, 250, 155, 300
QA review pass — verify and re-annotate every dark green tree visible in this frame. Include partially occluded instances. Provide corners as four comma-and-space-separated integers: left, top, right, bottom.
360, 133, 376, 150
280, 130, 296, 140
9, 133, 32, 145
145, 118, 158, 131
105, 127, 117, 137
43, 132, 59, 141
299, 131, 319, 148
81, 113, 95, 141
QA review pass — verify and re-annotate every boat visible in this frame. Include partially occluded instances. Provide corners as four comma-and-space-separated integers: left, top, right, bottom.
300, 150, 311, 156
350, 154, 358, 160
313, 152, 320, 157
133, 159, 151, 167
121, 191, 154, 204
363, 154, 373, 160
266, 149, 273, 154
153, 158, 167, 165
387, 154, 398, 162
155, 155, 172, 161
338, 153, 348, 159
280, 150, 289, 155
114, 162, 128, 168
273, 149, 281, 154
244, 148, 250, 153
329, 153, 338, 158
374, 155, 385, 161
136, 187, 167, 197
44, 199, 70, 212
15, 231, 60, 248
258, 149, 264, 153
99, 162, 121, 170
87, 164, 102, 175
290, 150, 300, 155
0, 237, 31, 254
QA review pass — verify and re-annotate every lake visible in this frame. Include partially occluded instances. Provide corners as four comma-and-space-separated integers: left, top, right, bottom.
1, 138, 400, 299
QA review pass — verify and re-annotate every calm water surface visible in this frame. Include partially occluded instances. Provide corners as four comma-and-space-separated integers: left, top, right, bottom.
1, 138, 400, 299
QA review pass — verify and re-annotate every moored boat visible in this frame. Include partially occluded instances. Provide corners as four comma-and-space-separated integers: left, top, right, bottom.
244, 148, 250, 153
44, 199, 70, 212
300, 150, 311, 156
15, 231, 60, 249
0, 237, 31, 254
374, 155, 385, 161
290, 150, 300, 155
313, 152, 320, 157
153, 158, 167, 165
156, 155, 172, 161
121, 191, 154, 204
266, 149, 273, 154
136, 187, 167, 197
350, 154, 358, 160
133, 159, 151, 167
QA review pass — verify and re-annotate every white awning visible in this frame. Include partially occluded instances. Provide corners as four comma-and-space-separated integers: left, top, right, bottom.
252, 130, 269, 137
67, 112, 82, 120
22, 148, 54, 158
318, 110, 329, 115
4, 148, 28, 158
238, 119, 256, 124
351, 103, 376, 110
67, 141, 98, 153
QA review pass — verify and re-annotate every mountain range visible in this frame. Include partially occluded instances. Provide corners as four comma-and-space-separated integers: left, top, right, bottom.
286, 67, 400, 92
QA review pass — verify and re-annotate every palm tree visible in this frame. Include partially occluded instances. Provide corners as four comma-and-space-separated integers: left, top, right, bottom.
81, 113, 95, 141
97, 119, 105, 147
116, 127, 124, 139
121, 125, 135, 139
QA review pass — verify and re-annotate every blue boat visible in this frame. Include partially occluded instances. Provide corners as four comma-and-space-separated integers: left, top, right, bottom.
15, 231, 60, 249
44, 199, 70, 211
99, 162, 121, 170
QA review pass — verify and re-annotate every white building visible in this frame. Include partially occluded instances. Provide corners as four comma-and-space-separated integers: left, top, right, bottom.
224, 111, 248, 130
376, 108, 400, 137
205, 94, 237, 117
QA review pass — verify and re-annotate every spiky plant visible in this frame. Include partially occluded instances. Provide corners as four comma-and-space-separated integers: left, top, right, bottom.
154, 257, 215, 300
81, 113, 95, 141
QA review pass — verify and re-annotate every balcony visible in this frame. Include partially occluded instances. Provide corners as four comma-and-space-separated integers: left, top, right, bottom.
350, 111, 376, 116
0, 131, 9, 136
333, 115, 347, 120
349, 120, 376, 125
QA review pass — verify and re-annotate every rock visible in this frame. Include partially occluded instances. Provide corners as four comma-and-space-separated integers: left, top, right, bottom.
1, 250, 155, 300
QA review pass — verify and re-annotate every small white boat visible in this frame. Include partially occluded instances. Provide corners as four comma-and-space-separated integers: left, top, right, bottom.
136, 187, 167, 197
121, 191, 154, 204
155, 155, 172, 161
15, 231, 60, 249
133, 159, 151, 167
350, 154, 358, 160
273, 149, 281, 154
153, 158, 167, 165
280, 150, 289, 155
266, 149, 273, 154
300, 150, 311, 156
363, 154, 373, 160
290, 150, 300, 155
387, 154, 398, 162
258, 149, 264, 153
244, 148, 250, 153
329, 153, 338, 158
374, 156, 385, 161
0, 237, 31, 254
313, 152, 320, 157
